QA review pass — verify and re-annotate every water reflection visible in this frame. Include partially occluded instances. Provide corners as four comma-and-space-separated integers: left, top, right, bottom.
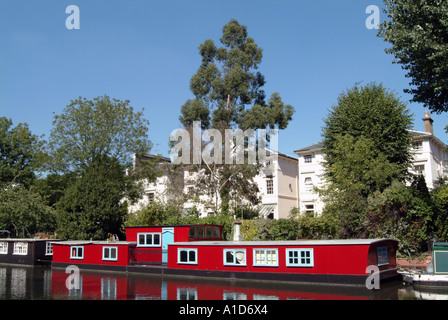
0, 265, 446, 300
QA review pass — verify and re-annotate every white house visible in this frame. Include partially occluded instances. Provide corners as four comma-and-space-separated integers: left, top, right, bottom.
128, 151, 298, 219
294, 112, 448, 216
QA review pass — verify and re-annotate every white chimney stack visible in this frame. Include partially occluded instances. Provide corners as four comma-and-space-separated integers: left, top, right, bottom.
233, 221, 242, 241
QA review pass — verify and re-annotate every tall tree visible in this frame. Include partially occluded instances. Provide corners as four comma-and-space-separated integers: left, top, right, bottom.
49, 95, 153, 239
320, 83, 414, 237
178, 19, 295, 214
379, 0, 448, 113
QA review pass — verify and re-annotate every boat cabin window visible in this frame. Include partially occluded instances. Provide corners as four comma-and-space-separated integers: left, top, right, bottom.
189, 226, 221, 240
137, 233, 161, 247
0, 242, 7, 254
178, 248, 197, 264
103, 247, 118, 261
377, 247, 388, 266
70, 246, 84, 259
13, 242, 28, 255
253, 249, 278, 267
224, 249, 246, 266
45, 242, 54, 255
286, 249, 314, 267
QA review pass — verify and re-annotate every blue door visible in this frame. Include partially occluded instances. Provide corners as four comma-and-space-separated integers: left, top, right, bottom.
162, 228, 174, 265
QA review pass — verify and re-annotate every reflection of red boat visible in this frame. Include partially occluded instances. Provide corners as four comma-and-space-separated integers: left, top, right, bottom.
51, 223, 400, 286
50, 269, 400, 300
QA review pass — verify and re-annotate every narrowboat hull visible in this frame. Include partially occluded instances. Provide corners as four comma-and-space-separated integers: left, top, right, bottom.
0, 239, 59, 266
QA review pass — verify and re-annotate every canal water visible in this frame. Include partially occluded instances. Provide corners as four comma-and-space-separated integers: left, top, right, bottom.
0, 265, 445, 300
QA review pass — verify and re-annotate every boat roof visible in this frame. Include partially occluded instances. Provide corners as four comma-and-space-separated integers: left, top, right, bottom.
169, 239, 395, 246
52, 240, 135, 246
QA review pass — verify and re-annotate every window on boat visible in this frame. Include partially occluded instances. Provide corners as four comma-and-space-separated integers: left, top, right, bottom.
253, 249, 278, 267
13, 242, 28, 255
377, 247, 388, 266
70, 246, 84, 259
137, 233, 161, 247
224, 249, 246, 266
212, 227, 220, 239
178, 248, 197, 264
286, 249, 314, 267
103, 247, 118, 261
0, 242, 7, 254
45, 242, 54, 255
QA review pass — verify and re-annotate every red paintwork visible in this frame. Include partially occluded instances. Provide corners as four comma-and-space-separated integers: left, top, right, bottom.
52, 242, 133, 267
125, 224, 223, 242
167, 240, 397, 276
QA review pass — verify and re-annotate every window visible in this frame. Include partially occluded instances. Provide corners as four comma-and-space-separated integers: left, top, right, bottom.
412, 141, 423, 151
13, 242, 28, 255
70, 246, 84, 259
304, 155, 313, 163
45, 242, 53, 255
178, 248, 197, 264
253, 249, 278, 267
224, 249, 246, 266
147, 192, 155, 204
377, 247, 388, 266
137, 233, 161, 247
266, 180, 274, 194
414, 165, 425, 177
103, 247, 118, 261
0, 242, 7, 254
304, 177, 313, 191
212, 227, 221, 239
286, 249, 314, 267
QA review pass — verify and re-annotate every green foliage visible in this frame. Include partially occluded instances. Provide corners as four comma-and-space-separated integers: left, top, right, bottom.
178, 19, 295, 214
0, 184, 56, 236
379, 0, 448, 113
48, 95, 152, 173
55, 158, 129, 240
0, 117, 45, 188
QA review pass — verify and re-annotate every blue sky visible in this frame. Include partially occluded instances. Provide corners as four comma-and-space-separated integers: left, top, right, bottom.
1, 0, 447, 158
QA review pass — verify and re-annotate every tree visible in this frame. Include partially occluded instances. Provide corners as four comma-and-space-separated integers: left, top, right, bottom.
320, 83, 414, 237
178, 19, 295, 214
0, 184, 56, 237
379, 0, 448, 113
0, 117, 45, 188
55, 157, 130, 240
49, 95, 154, 239
48, 95, 152, 173
322, 83, 413, 189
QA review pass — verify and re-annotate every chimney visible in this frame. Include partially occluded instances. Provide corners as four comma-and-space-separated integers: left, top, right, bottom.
423, 111, 434, 135
233, 221, 242, 242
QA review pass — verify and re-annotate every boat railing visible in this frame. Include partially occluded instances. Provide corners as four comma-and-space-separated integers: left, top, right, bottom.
128, 247, 164, 266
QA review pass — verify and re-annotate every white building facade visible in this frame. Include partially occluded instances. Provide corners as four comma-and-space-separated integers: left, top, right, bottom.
294, 112, 448, 216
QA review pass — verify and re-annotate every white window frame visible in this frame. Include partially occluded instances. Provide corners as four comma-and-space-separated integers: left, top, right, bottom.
13, 242, 28, 255
70, 246, 84, 259
137, 233, 161, 247
45, 242, 53, 255
304, 154, 313, 163
266, 179, 274, 195
102, 246, 118, 261
177, 248, 198, 265
253, 248, 278, 267
304, 177, 313, 191
0, 242, 7, 254
223, 249, 247, 266
286, 248, 314, 267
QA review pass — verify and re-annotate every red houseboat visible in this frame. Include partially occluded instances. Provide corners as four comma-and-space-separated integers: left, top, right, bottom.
51, 223, 399, 286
